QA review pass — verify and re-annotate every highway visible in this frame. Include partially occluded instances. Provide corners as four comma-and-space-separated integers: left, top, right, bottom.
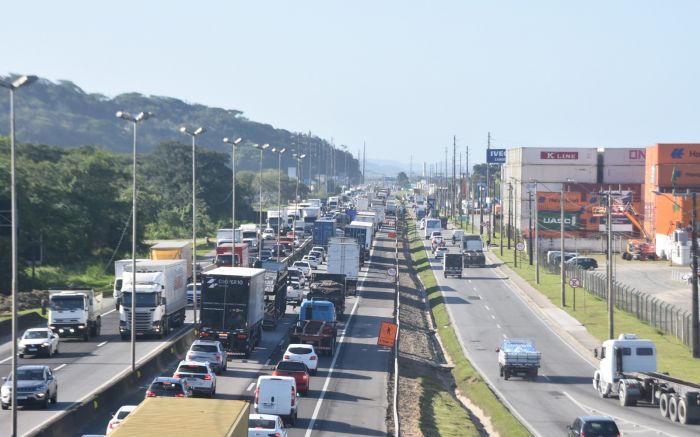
71, 229, 396, 436
421, 222, 700, 436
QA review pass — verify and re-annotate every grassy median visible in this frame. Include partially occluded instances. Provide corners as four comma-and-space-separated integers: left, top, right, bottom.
481, 229, 700, 382
408, 222, 531, 436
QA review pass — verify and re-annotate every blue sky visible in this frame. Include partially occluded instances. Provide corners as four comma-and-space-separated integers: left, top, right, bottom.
2, 1, 699, 171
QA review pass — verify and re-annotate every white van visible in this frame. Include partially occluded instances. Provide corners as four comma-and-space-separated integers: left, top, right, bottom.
254, 375, 298, 425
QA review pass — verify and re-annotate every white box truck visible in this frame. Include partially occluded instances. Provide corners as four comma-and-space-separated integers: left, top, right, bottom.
49, 289, 103, 340
113, 259, 149, 310
119, 259, 187, 339
327, 237, 360, 295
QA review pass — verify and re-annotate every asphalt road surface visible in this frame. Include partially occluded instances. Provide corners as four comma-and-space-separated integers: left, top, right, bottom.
422, 224, 699, 437
74, 229, 396, 436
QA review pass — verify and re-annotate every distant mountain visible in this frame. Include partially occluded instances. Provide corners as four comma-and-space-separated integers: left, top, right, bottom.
365, 159, 409, 177
0, 75, 361, 177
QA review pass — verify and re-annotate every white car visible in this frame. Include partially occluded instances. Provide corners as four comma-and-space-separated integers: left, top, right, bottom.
292, 261, 311, 276
18, 328, 59, 358
311, 246, 326, 261
286, 283, 303, 303
106, 405, 137, 434
173, 360, 216, 398
302, 255, 319, 269
262, 228, 276, 240
309, 250, 324, 264
434, 246, 449, 259
248, 414, 288, 437
186, 340, 227, 375
283, 344, 318, 374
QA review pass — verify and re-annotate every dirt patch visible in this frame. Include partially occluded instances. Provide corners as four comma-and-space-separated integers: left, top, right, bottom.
395, 220, 490, 436
0, 290, 48, 316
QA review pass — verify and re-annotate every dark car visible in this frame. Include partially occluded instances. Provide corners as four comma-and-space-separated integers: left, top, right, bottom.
272, 360, 310, 395
566, 256, 598, 270
145, 377, 191, 398
567, 416, 620, 437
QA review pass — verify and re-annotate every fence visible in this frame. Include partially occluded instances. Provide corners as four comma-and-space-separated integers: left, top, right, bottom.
541, 255, 693, 347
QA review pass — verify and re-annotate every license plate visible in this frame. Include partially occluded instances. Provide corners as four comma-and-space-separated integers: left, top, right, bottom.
263, 402, 273, 407
28, 347, 36, 350
16, 396, 27, 400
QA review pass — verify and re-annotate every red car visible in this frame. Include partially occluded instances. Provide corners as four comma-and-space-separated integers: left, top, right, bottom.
272, 360, 310, 395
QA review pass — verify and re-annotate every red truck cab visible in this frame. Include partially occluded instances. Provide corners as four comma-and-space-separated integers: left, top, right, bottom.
215, 243, 250, 267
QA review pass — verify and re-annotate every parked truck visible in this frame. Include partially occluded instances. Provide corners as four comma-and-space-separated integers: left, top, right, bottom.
462, 234, 486, 267
261, 261, 288, 330
497, 338, 541, 380
313, 219, 336, 247
593, 333, 700, 425
119, 259, 188, 339
199, 267, 266, 357
109, 397, 248, 437
327, 237, 360, 295
289, 299, 338, 356
443, 253, 463, 278
149, 241, 193, 280
48, 289, 103, 340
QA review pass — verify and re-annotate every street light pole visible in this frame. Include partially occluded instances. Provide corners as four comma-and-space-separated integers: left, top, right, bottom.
533, 181, 540, 284
692, 192, 699, 357
272, 147, 286, 257
606, 191, 614, 339
254, 144, 270, 256
224, 137, 243, 257
293, 153, 307, 232
116, 111, 153, 373
1, 74, 37, 437
561, 185, 566, 307
180, 126, 205, 324
528, 191, 533, 265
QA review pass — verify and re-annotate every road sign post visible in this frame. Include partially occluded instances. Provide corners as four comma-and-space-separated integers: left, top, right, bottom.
377, 321, 398, 348
569, 277, 581, 311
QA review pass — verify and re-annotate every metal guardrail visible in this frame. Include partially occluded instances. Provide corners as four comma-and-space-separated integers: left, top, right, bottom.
541, 255, 693, 348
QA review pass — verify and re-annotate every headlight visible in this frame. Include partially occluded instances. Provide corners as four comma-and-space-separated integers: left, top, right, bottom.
78, 324, 86, 329
1, 386, 10, 395
42, 342, 50, 347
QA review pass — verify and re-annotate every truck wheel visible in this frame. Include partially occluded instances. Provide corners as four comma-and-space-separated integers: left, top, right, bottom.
668, 395, 679, 422
1, 403, 8, 410
659, 393, 670, 417
83, 330, 89, 341
120, 334, 129, 341
504, 369, 510, 380
597, 380, 610, 398
51, 390, 57, 404
530, 368, 538, 379
619, 384, 631, 406
677, 398, 690, 424
18, 354, 23, 358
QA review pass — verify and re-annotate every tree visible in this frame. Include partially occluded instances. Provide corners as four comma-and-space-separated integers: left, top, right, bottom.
397, 171, 409, 188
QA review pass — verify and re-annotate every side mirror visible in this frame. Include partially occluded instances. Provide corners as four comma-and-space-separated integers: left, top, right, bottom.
1, 377, 6, 381
593, 348, 598, 358
297, 392, 301, 397
495, 347, 500, 352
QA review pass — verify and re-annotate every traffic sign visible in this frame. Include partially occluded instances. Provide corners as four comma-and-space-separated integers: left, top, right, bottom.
569, 278, 581, 288
387, 267, 397, 277
377, 321, 398, 348
515, 242, 525, 251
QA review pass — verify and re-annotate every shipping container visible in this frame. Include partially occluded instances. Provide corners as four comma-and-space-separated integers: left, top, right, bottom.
646, 143, 700, 165
601, 148, 647, 166
602, 165, 645, 184
647, 163, 700, 188
520, 164, 597, 184
506, 147, 598, 166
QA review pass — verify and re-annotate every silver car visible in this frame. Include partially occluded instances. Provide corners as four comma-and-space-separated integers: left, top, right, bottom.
1, 365, 58, 409
186, 340, 227, 374
173, 360, 216, 398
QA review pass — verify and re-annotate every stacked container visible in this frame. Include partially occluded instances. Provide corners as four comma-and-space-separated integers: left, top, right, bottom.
601, 148, 645, 184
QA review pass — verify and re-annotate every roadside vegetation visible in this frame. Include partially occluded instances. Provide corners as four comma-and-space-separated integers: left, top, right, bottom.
479, 228, 700, 382
407, 221, 531, 436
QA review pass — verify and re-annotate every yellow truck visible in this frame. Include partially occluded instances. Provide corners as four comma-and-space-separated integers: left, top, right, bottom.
110, 397, 249, 437
150, 241, 194, 280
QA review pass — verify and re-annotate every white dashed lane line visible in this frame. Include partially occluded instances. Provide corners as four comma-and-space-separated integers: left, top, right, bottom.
246, 382, 255, 391
53, 364, 66, 371
97, 341, 108, 347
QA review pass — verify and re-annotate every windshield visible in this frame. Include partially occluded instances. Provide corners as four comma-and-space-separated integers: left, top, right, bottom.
23, 330, 50, 339
15, 368, 45, 381
116, 410, 133, 420
148, 381, 185, 396
121, 292, 159, 307
242, 231, 257, 239
249, 418, 277, 429
50, 296, 84, 311
191, 344, 217, 353
276, 361, 307, 371
216, 254, 233, 266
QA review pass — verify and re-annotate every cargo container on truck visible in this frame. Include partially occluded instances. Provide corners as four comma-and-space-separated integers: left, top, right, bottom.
327, 237, 360, 295
261, 261, 288, 330
328, 196, 340, 210
216, 228, 241, 246
48, 289, 103, 340
214, 243, 250, 267
345, 221, 373, 257
199, 267, 265, 357
119, 260, 188, 339
461, 234, 486, 267
266, 207, 288, 233
109, 397, 248, 437
443, 253, 463, 278
149, 241, 193, 280
313, 219, 336, 247
355, 197, 369, 211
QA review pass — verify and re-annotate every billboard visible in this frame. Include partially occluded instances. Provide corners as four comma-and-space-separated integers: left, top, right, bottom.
487, 149, 506, 164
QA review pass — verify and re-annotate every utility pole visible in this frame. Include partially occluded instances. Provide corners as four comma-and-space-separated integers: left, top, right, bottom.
692, 192, 699, 357
500, 173, 504, 256
362, 141, 366, 185
453, 135, 457, 220
508, 183, 513, 249
528, 191, 533, 265
607, 191, 614, 338
561, 186, 566, 307
534, 181, 540, 284
513, 182, 518, 267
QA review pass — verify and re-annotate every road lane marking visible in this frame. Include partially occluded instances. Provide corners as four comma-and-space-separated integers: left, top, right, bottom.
502, 334, 507, 338
485, 305, 490, 311
304, 244, 374, 437
102, 308, 116, 316
246, 382, 255, 391
0, 356, 12, 364
496, 324, 501, 329
97, 341, 108, 347
53, 364, 66, 371
468, 279, 472, 283
491, 315, 496, 320
264, 358, 270, 366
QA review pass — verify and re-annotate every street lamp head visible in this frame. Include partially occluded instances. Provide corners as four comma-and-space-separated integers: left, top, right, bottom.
279, 148, 287, 154
262, 144, 270, 150
13, 75, 38, 88
194, 127, 205, 136
135, 112, 154, 122
179, 126, 189, 134
299, 154, 307, 159
271, 147, 277, 153
116, 111, 133, 121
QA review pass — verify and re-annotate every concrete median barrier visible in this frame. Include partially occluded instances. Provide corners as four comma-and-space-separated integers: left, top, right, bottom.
29, 327, 196, 437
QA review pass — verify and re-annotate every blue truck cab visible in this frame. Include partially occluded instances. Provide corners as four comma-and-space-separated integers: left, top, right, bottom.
299, 299, 336, 323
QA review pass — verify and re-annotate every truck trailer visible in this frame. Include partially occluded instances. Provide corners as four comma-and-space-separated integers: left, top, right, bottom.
261, 260, 288, 330
461, 234, 486, 267
289, 300, 338, 356
327, 237, 360, 295
149, 241, 193, 280
200, 267, 266, 357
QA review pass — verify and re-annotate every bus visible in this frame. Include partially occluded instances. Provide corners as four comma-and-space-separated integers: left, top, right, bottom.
424, 218, 442, 239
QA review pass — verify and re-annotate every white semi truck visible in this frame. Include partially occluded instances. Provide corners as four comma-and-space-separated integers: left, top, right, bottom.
48, 289, 103, 340
119, 259, 187, 339
113, 258, 149, 310
593, 334, 700, 425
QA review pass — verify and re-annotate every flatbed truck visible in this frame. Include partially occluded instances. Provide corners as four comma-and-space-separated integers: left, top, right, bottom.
289, 300, 337, 356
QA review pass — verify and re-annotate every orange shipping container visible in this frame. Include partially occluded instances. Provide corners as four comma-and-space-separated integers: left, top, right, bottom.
647, 143, 700, 165
537, 191, 582, 212
648, 164, 700, 188
652, 193, 700, 236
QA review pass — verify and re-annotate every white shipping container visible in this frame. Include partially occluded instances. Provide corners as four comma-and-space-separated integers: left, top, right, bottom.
520, 164, 597, 184
602, 165, 644, 184
601, 147, 647, 166
507, 147, 598, 166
